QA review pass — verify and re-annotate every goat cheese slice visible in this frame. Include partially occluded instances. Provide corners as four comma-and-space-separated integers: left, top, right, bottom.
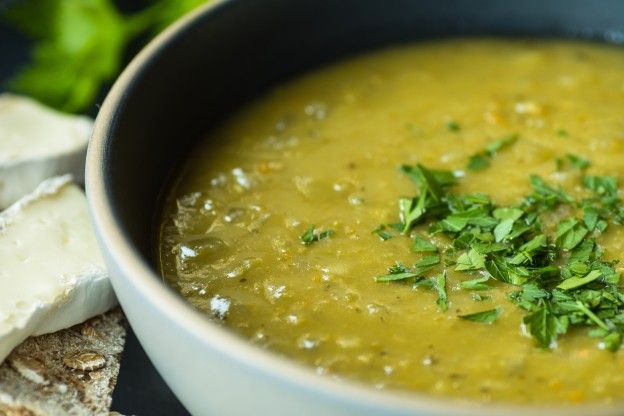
0, 94, 93, 209
0, 175, 116, 363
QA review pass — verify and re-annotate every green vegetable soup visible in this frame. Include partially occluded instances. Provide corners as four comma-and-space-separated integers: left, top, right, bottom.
159, 39, 624, 403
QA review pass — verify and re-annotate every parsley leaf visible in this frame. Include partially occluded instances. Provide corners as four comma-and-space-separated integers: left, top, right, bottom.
4, 0, 128, 112
434, 272, 448, 311
412, 234, 438, 252
376, 262, 419, 282
493, 207, 523, 242
523, 306, 568, 348
399, 164, 456, 233
455, 248, 486, 271
466, 135, 518, 172
583, 206, 601, 231
300, 225, 334, 245
400, 164, 455, 202
461, 275, 491, 291
528, 175, 573, 208
446, 120, 460, 132
372, 224, 394, 241
485, 257, 529, 285
441, 207, 496, 233
557, 270, 602, 290
508, 234, 548, 265
376, 256, 441, 283
414, 255, 441, 274
601, 331, 623, 351
555, 219, 588, 251
583, 175, 618, 198
566, 154, 591, 170
509, 283, 549, 310
459, 307, 501, 324
467, 154, 490, 171
485, 134, 518, 155
556, 128, 570, 137
472, 293, 491, 301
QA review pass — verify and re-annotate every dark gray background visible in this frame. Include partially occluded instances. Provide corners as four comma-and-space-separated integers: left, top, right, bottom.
0, 2, 191, 415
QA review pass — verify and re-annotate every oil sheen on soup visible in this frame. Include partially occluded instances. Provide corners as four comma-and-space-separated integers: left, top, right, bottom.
158, 39, 624, 403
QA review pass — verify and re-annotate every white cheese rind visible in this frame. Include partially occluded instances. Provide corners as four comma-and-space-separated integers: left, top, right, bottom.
0, 176, 117, 363
0, 94, 93, 209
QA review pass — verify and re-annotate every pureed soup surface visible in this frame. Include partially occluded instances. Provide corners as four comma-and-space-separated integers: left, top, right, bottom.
158, 39, 624, 403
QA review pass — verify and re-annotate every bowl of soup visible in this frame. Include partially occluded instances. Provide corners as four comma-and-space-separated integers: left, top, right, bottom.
87, 0, 624, 414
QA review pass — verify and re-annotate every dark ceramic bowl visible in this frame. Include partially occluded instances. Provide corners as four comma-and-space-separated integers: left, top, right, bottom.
87, 1, 624, 414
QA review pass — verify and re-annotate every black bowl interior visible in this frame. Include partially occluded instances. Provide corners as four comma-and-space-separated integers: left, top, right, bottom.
102, 0, 624, 266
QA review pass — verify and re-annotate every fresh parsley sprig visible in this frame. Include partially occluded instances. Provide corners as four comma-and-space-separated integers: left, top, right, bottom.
2, 0, 209, 112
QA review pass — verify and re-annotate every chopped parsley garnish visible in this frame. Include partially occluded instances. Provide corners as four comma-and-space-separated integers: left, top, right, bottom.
446, 120, 461, 132
567, 154, 591, 170
374, 156, 624, 351
461, 276, 491, 291
555, 219, 588, 251
466, 134, 518, 171
521, 306, 566, 347
372, 224, 394, 241
414, 255, 441, 274
556, 128, 570, 137
467, 154, 490, 171
375, 256, 440, 282
434, 272, 448, 311
376, 262, 419, 282
455, 248, 485, 271
583, 175, 618, 198
398, 164, 457, 233
300, 226, 334, 245
557, 154, 591, 171
472, 293, 492, 302
527, 175, 573, 207
413, 234, 438, 252
458, 307, 501, 324
556, 269, 602, 290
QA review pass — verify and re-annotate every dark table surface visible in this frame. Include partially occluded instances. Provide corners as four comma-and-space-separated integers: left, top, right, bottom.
0, 14, 191, 416
111, 329, 190, 415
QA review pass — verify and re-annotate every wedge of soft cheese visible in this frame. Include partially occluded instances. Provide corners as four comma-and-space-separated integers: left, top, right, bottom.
0, 175, 116, 363
0, 94, 93, 209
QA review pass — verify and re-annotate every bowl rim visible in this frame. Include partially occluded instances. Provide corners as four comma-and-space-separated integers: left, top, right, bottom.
86, 1, 624, 414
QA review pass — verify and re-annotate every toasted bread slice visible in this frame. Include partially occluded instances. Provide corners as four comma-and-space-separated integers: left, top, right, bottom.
0, 309, 127, 416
